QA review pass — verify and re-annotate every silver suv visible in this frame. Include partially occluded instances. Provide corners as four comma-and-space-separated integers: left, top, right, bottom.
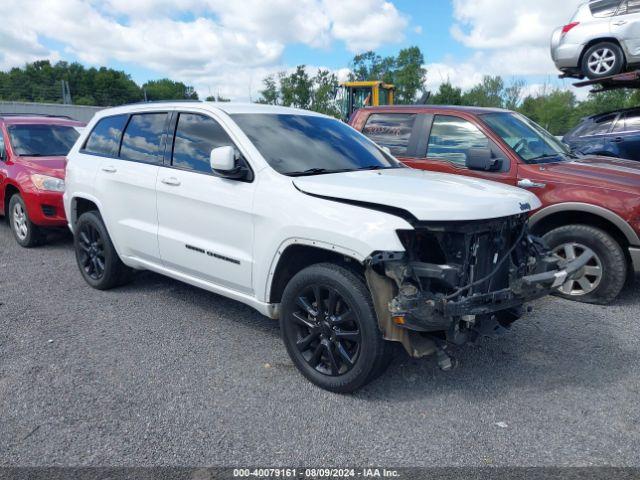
551, 0, 640, 79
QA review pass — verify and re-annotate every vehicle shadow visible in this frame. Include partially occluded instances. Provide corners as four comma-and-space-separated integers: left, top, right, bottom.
121, 269, 637, 401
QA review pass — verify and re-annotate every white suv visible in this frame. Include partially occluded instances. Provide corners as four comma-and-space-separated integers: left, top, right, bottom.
64, 102, 586, 392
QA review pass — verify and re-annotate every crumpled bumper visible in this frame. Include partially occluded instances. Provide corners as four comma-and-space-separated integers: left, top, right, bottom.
388, 253, 590, 333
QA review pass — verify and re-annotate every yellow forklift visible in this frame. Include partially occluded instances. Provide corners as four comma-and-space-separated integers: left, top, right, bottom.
337, 80, 395, 121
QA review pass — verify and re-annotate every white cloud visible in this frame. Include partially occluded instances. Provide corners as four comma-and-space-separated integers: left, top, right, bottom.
426, 0, 587, 100
0, 0, 409, 100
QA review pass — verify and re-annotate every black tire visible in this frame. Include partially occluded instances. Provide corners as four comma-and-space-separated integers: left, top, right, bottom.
8, 194, 44, 248
280, 263, 392, 393
74, 210, 133, 290
581, 42, 624, 79
543, 225, 627, 305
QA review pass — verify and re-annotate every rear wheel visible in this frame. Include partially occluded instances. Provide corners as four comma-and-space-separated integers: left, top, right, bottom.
74, 211, 133, 290
543, 225, 627, 304
581, 42, 624, 79
8, 194, 44, 248
280, 263, 392, 393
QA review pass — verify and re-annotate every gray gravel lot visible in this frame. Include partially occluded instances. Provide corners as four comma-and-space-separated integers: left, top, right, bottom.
0, 223, 639, 467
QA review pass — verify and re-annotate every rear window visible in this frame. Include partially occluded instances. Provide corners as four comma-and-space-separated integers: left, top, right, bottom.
83, 114, 128, 156
120, 113, 167, 164
7, 124, 79, 156
590, 0, 622, 17
362, 113, 416, 156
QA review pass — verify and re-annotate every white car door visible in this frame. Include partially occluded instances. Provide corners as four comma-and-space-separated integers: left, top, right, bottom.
611, 0, 640, 61
156, 111, 255, 294
89, 112, 167, 262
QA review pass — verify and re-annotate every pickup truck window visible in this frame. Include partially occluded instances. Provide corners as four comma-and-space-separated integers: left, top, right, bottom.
481, 112, 574, 164
172, 113, 236, 174
231, 113, 400, 176
120, 113, 167, 165
363, 113, 416, 156
427, 115, 489, 166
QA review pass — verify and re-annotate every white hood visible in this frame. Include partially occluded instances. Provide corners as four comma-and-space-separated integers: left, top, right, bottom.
293, 168, 541, 222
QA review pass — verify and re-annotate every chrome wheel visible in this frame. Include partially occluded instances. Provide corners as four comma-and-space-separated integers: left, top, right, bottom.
12, 202, 28, 241
587, 48, 616, 76
553, 242, 603, 296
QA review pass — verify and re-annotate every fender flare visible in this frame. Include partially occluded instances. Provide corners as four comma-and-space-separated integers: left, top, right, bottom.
529, 202, 639, 246
263, 237, 366, 302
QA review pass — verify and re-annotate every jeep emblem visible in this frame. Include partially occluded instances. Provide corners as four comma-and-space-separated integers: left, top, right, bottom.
519, 202, 531, 212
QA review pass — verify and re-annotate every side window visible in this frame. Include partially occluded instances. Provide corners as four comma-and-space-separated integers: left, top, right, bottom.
119, 113, 167, 164
172, 113, 235, 174
427, 115, 490, 166
617, 0, 640, 14
590, 0, 622, 17
0, 130, 5, 158
83, 114, 128, 156
616, 111, 640, 133
586, 114, 617, 135
362, 113, 416, 156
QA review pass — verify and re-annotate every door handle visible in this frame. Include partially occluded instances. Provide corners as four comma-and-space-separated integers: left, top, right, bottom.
611, 136, 625, 143
517, 178, 546, 189
101, 166, 117, 173
161, 177, 181, 186
613, 20, 627, 26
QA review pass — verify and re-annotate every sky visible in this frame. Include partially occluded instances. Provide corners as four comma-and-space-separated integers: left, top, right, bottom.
0, 0, 588, 101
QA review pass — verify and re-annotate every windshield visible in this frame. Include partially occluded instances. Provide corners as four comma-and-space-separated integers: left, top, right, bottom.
8, 124, 79, 156
230, 113, 401, 176
480, 112, 573, 164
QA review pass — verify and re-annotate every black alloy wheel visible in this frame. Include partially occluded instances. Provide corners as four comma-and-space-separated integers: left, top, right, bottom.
292, 284, 361, 376
77, 222, 106, 281
280, 263, 392, 393
74, 210, 133, 290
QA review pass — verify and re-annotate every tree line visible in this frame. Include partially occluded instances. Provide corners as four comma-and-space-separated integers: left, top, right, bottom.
0, 60, 207, 106
2, 52, 639, 135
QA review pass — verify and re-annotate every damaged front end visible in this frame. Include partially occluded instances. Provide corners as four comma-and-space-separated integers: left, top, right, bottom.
365, 214, 589, 360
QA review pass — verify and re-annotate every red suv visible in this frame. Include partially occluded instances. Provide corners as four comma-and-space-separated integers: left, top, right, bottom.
351, 106, 640, 304
0, 114, 84, 247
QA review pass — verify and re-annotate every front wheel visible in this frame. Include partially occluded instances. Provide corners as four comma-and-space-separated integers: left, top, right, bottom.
74, 211, 133, 290
280, 263, 392, 393
581, 42, 624, 79
543, 225, 627, 304
8, 194, 44, 248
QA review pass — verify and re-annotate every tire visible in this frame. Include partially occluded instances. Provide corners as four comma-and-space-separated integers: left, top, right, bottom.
8, 194, 44, 248
280, 263, 392, 393
581, 42, 624, 79
543, 225, 627, 305
74, 210, 133, 290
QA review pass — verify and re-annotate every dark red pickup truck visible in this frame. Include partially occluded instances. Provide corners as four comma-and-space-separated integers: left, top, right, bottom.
351, 105, 640, 304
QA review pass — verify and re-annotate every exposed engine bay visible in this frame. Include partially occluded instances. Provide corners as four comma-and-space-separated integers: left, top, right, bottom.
365, 213, 589, 361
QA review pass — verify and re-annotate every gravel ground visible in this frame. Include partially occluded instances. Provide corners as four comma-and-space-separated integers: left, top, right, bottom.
0, 223, 639, 467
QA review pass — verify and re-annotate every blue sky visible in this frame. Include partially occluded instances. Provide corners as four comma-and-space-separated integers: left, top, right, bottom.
2, 0, 585, 100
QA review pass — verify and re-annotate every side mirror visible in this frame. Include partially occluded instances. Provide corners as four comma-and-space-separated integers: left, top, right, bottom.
465, 148, 501, 172
381, 146, 392, 155
210, 146, 236, 172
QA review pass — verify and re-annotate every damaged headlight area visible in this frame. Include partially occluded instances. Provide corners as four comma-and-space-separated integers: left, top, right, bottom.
365, 214, 590, 359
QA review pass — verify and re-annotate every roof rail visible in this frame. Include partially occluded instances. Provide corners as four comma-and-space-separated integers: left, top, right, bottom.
0, 113, 74, 120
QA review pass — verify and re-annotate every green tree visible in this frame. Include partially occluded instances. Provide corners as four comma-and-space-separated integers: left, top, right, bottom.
429, 82, 463, 105
518, 88, 577, 135
393, 47, 427, 104
257, 75, 279, 105
349, 51, 395, 84
279, 66, 313, 109
311, 69, 340, 117
142, 78, 198, 101
462, 76, 505, 108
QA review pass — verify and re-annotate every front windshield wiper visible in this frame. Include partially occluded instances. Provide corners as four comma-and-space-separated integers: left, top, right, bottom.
527, 153, 566, 164
287, 168, 351, 177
